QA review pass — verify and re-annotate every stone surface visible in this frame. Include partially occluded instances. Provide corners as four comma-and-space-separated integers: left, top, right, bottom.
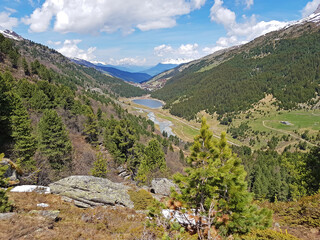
150, 178, 178, 196
30, 210, 60, 221
49, 176, 134, 208
0, 212, 16, 220
0, 158, 21, 182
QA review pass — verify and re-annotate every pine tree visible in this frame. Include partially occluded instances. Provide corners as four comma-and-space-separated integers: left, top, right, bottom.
11, 97, 36, 169
91, 152, 108, 178
111, 120, 136, 164
0, 153, 12, 213
173, 118, 272, 237
38, 109, 72, 170
83, 112, 99, 145
22, 57, 30, 76
0, 73, 14, 149
136, 138, 166, 183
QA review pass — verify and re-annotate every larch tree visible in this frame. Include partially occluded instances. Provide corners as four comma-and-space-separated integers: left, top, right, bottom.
173, 118, 272, 237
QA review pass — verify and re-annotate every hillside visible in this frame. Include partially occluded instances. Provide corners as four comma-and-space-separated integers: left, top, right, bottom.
71, 58, 152, 83
11, 36, 147, 98
151, 13, 320, 120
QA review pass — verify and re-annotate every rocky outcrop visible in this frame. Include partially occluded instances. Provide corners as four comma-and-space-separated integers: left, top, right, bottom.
49, 176, 134, 208
0, 158, 23, 184
151, 178, 178, 196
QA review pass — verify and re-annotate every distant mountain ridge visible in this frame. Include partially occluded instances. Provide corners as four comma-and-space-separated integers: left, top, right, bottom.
70, 58, 151, 83
140, 63, 178, 76
71, 58, 178, 84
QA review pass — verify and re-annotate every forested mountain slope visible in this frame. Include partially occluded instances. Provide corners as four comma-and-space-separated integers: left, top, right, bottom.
10, 35, 147, 98
0, 32, 184, 186
152, 15, 320, 120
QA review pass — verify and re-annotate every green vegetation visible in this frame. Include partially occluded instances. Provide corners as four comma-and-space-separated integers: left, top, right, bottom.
38, 109, 72, 170
173, 118, 272, 237
0, 153, 12, 213
128, 189, 156, 210
152, 30, 320, 120
234, 145, 320, 202
91, 153, 108, 178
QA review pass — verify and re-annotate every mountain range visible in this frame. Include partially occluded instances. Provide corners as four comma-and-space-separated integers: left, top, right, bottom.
150, 9, 320, 120
71, 58, 177, 84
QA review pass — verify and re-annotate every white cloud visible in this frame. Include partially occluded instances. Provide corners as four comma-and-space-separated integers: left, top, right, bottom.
302, 0, 320, 17
57, 39, 97, 61
4, 7, 17, 13
204, 0, 286, 55
107, 57, 147, 66
210, 0, 236, 28
0, 11, 19, 30
47, 40, 61, 45
162, 58, 195, 64
178, 43, 199, 56
22, 0, 207, 34
154, 43, 199, 63
154, 44, 174, 57
245, 0, 254, 9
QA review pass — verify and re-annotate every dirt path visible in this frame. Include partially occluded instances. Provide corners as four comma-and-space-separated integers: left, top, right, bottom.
262, 120, 317, 147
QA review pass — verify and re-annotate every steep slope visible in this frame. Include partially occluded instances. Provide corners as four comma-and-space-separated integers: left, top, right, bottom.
151, 12, 320, 120
71, 58, 151, 83
9, 37, 147, 98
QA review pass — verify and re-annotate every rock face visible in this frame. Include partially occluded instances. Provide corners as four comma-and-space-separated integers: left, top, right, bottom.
151, 178, 178, 196
314, 4, 320, 14
49, 176, 134, 208
0, 158, 22, 183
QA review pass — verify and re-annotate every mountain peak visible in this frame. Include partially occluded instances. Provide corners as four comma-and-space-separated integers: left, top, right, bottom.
314, 4, 320, 14
0, 28, 23, 41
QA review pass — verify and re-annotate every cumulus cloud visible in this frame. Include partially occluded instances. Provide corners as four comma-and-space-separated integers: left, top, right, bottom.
245, 0, 254, 9
0, 11, 19, 30
154, 44, 174, 57
57, 39, 96, 61
154, 43, 199, 63
302, 0, 320, 17
47, 40, 61, 46
22, 0, 207, 34
162, 58, 195, 64
107, 57, 147, 66
204, 0, 286, 55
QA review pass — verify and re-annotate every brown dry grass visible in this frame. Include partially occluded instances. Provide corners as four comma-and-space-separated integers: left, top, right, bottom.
1, 192, 149, 240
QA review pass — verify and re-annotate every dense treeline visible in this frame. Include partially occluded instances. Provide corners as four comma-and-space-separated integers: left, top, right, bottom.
233, 145, 320, 202
152, 31, 320, 119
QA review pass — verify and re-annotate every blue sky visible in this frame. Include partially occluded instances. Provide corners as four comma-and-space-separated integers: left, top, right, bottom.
0, 0, 319, 66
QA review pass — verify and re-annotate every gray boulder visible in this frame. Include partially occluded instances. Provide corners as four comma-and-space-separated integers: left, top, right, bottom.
0, 158, 22, 183
49, 176, 134, 208
151, 178, 178, 196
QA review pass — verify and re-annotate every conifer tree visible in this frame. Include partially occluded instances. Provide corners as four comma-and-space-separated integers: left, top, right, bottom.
0, 153, 12, 213
38, 109, 72, 170
83, 112, 99, 145
136, 138, 166, 183
111, 119, 136, 164
173, 118, 272, 237
11, 97, 36, 169
0, 73, 14, 149
22, 57, 30, 76
91, 152, 108, 178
